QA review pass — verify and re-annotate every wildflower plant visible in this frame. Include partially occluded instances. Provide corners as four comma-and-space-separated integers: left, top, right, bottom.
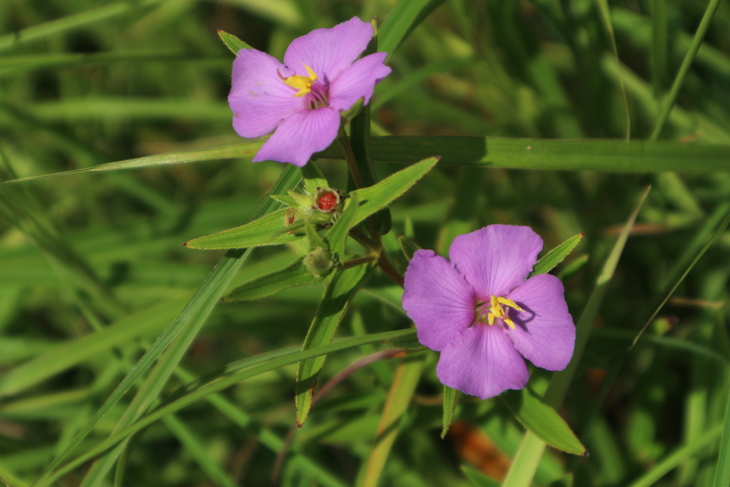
3, 4, 730, 487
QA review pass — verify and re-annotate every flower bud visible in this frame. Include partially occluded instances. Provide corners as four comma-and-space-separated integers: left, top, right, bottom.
303, 246, 333, 277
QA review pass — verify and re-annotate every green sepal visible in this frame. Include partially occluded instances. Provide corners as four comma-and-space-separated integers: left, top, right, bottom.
223, 259, 322, 302
183, 208, 302, 250
217, 29, 252, 55
271, 190, 313, 210
501, 387, 588, 456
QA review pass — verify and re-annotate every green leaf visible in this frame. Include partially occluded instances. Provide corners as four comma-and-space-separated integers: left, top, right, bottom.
501, 387, 587, 456
319, 137, 730, 173
4, 141, 265, 184
382, 330, 423, 350
183, 209, 302, 250
295, 263, 373, 426
441, 386, 458, 438
531, 233, 584, 276
348, 156, 438, 228
223, 260, 321, 302
216, 29, 251, 55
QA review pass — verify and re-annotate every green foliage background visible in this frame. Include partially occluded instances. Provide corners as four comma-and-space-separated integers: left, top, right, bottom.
0, 1, 729, 486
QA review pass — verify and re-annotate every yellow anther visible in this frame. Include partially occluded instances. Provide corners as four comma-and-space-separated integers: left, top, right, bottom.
282, 64, 318, 97
485, 295, 523, 329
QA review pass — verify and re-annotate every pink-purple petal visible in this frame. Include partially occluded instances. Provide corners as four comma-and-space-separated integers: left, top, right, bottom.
228, 49, 305, 138
403, 250, 476, 352
449, 225, 543, 299
504, 274, 576, 371
284, 17, 373, 80
253, 107, 340, 166
329, 52, 391, 111
436, 325, 529, 399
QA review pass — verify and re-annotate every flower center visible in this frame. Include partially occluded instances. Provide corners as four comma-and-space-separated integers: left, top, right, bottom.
476, 295, 524, 329
281, 64, 329, 109
282, 64, 318, 97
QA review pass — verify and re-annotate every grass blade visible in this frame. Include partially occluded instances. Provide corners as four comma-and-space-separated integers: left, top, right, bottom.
34, 165, 301, 486
322, 136, 730, 173
379, 0, 446, 61
37, 329, 416, 485
650, 0, 723, 140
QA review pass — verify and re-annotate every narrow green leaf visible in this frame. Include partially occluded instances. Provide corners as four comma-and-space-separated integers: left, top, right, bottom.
531, 233, 584, 276
631, 207, 730, 347
183, 209, 302, 250
320, 137, 730, 173
349, 156, 438, 227
650, 0, 723, 140
224, 260, 321, 302
382, 330, 423, 350
216, 29, 252, 55
501, 387, 587, 456
326, 192, 360, 260
441, 386, 458, 438
379, 0, 446, 61
4, 141, 264, 184
295, 264, 373, 426
40, 329, 416, 486
360, 353, 424, 487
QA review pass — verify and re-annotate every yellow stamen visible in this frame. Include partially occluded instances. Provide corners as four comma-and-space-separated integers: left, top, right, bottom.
282, 64, 318, 97
485, 295, 524, 329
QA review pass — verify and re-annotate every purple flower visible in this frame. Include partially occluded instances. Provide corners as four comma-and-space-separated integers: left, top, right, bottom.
228, 17, 391, 167
402, 225, 576, 399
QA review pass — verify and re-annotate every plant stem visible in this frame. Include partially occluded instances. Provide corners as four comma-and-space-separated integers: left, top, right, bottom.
338, 129, 366, 189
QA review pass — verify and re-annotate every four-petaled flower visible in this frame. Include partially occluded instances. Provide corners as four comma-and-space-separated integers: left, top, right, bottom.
402, 225, 576, 399
228, 17, 391, 167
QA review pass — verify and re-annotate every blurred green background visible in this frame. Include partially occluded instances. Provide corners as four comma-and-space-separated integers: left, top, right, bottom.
0, 1, 729, 486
